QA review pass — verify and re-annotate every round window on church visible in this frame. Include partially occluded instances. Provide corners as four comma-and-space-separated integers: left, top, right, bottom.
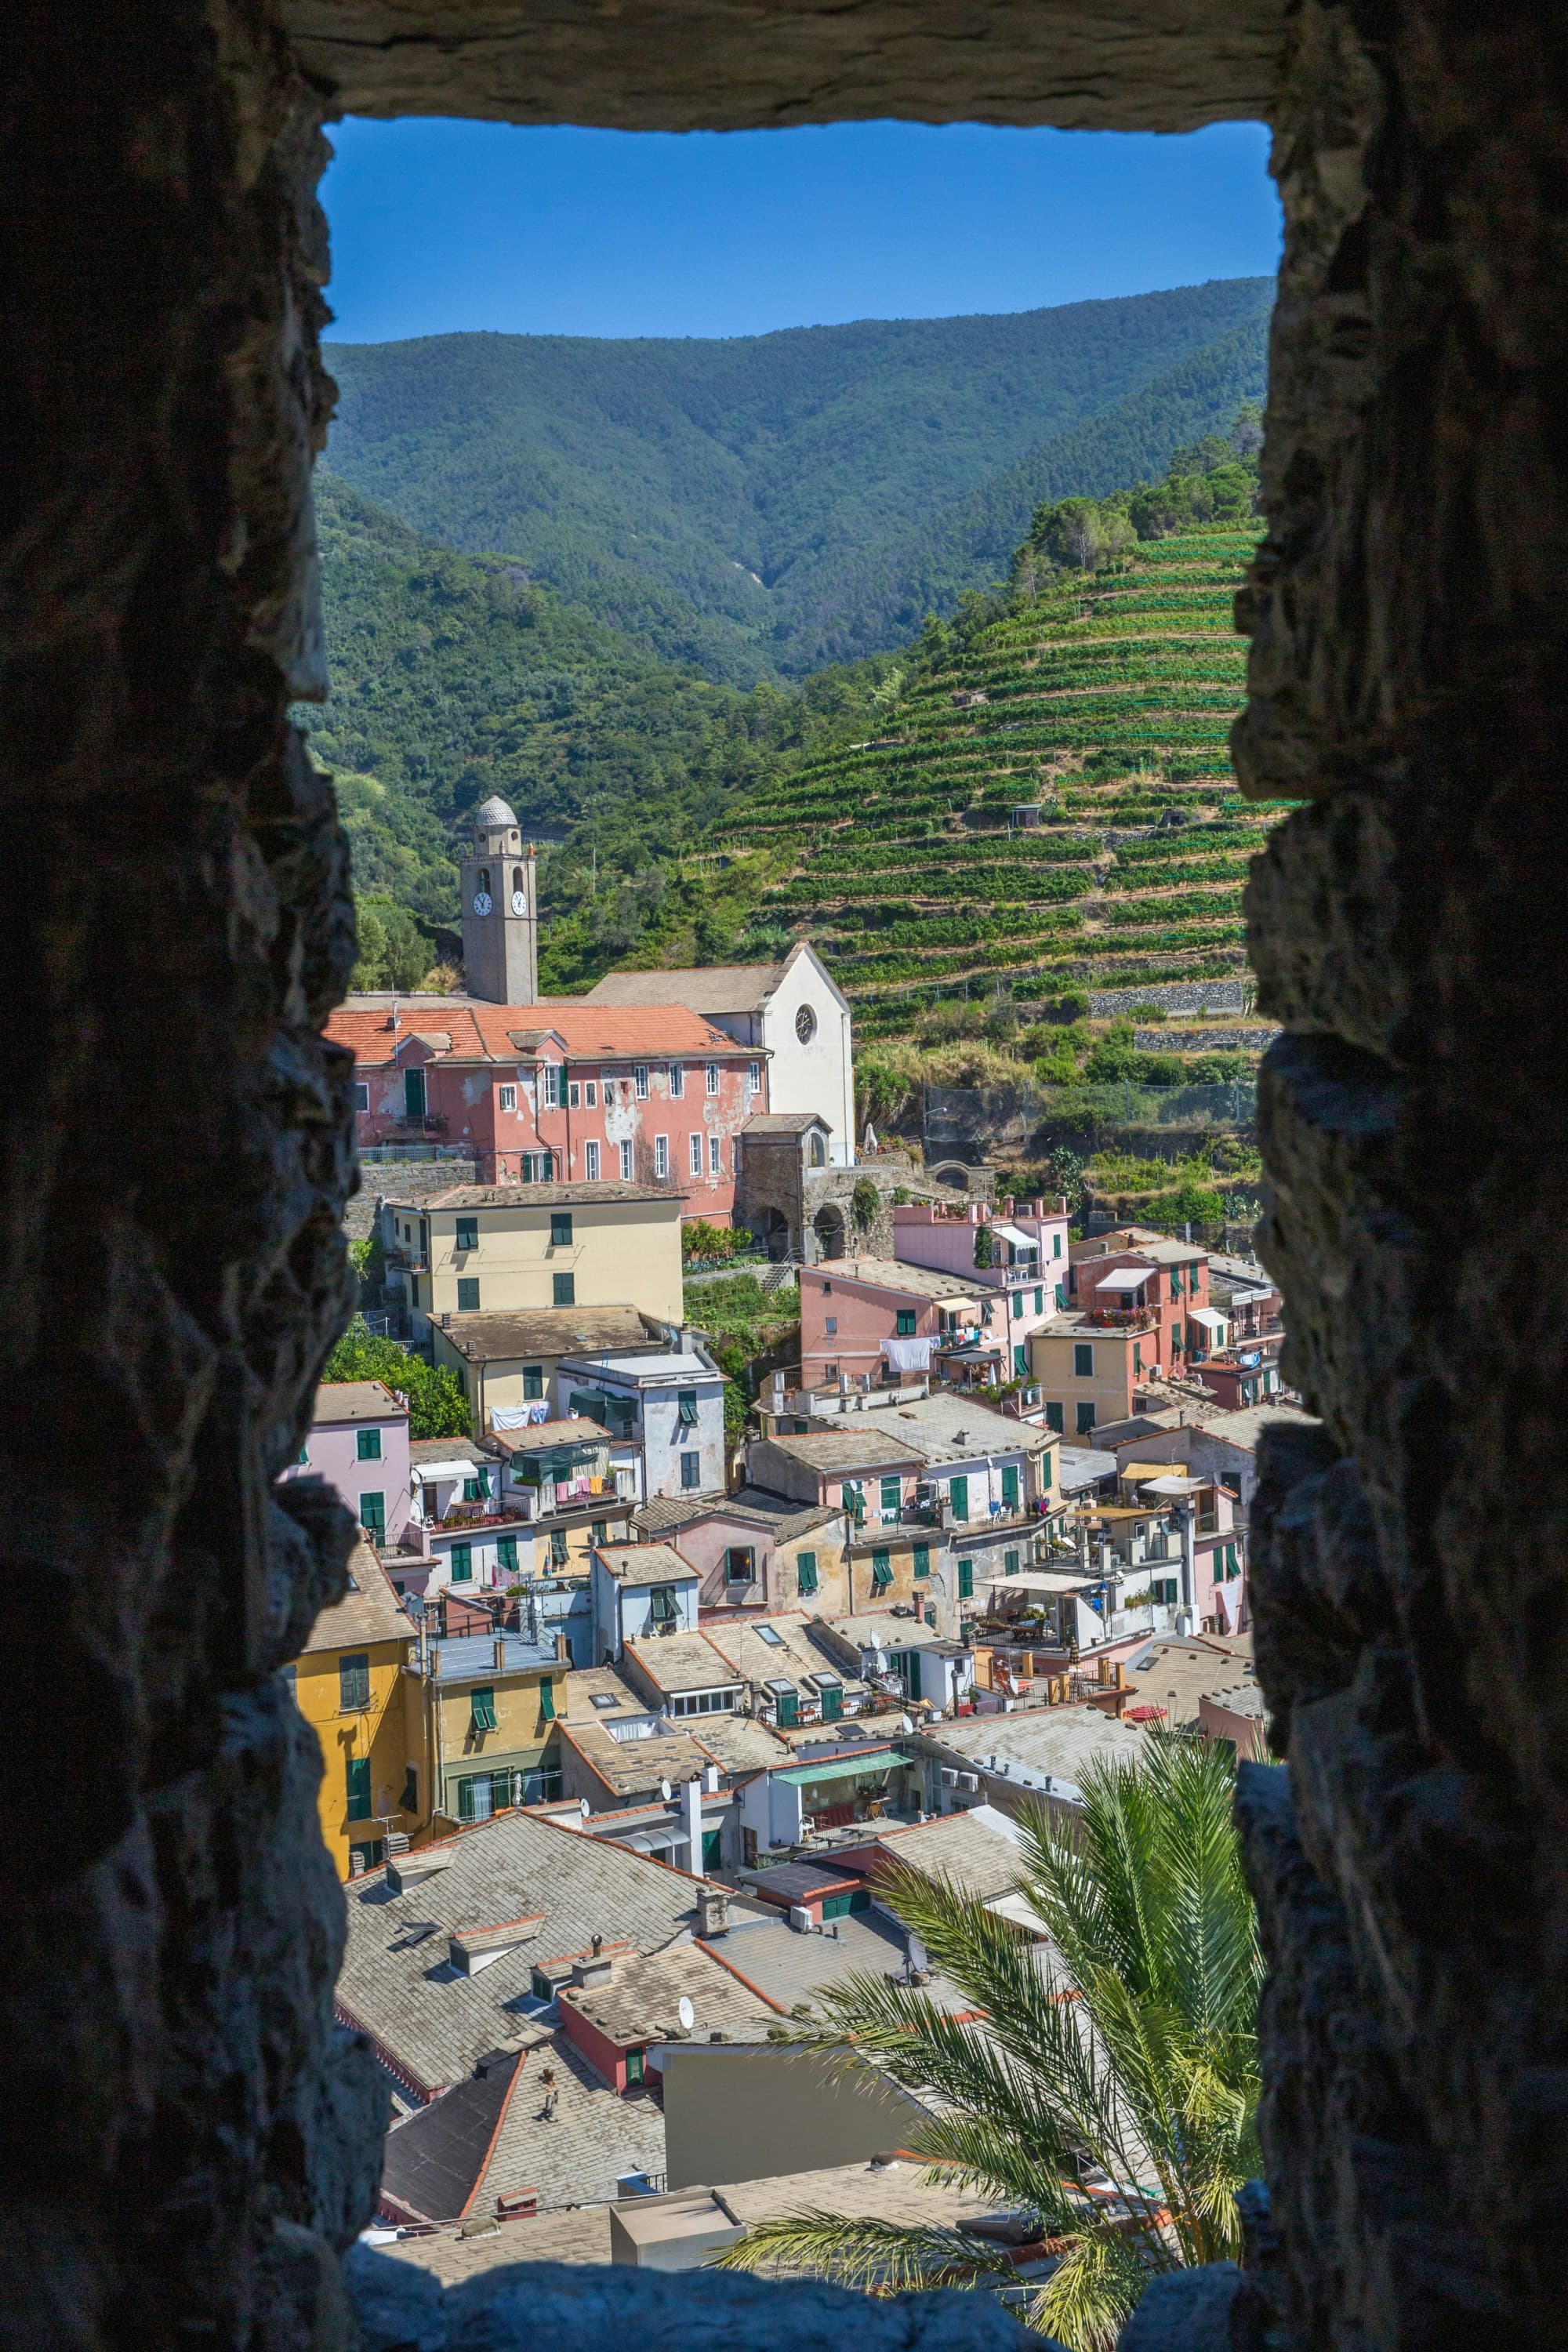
795, 1004, 817, 1044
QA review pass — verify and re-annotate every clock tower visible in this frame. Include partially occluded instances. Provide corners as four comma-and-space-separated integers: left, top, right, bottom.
459, 794, 539, 1005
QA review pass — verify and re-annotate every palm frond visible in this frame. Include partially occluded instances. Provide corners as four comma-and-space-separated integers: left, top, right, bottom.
710, 2210, 1019, 2293
1032, 2230, 1155, 2352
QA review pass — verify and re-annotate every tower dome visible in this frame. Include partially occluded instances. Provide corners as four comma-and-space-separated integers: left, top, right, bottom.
472, 793, 517, 832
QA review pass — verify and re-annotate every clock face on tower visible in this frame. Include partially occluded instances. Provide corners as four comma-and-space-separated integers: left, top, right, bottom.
471, 891, 492, 916
511, 889, 528, 915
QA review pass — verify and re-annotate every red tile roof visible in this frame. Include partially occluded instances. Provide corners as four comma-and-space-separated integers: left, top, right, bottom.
326, 997, 750, 1068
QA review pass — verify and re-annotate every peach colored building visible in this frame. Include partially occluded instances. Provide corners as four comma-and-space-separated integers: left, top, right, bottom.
330, 996, 764, 1225
798, 1255, 991, 1389
892, 1195, 1069, 1378
1068, 1233, 1212, 1381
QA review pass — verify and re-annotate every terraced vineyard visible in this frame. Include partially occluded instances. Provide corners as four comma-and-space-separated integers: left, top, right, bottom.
716, 525, 1287, 1038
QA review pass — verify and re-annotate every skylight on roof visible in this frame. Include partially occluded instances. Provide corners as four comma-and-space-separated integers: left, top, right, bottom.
590, 1693, 620, 1711
756, 1625, 785, 1646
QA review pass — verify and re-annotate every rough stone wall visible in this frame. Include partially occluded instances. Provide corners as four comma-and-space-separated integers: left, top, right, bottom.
1236, 3, 1568, 2343
0, 6, 381, 2345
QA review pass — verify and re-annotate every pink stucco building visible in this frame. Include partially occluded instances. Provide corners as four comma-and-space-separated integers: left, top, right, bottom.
282, 1380, 412, 1551
891, 1196, 1071, 1380
798, 1255, 993, 1389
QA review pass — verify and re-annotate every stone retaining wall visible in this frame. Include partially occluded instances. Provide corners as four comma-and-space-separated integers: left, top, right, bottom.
1091, 981, 1247, 1018
1134, 1027, 1279, 1052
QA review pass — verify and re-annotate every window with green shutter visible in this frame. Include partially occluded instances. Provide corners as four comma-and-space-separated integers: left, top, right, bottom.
497, 1536, 517, 1575
470, 1686, 498, 1734
339, 1653, 370, 1711
626, 2046, 645, 2087
775, 1690, 799, 1726
553, 1272, 575, 1306
1013, 1345, 1028, 1378
949, 1475, 969, 1522
957, 1559, 975, 1599
539, 1676, 557, 1720
550, 1529, 568, 1567
358, 1490, 387, 1541
523, 1365, 544, 1399
550, 1212, 573, 1247
462, 1476, 482, 1502
880, 1475, 901, 1520
895, 1309, 916, 1336
871, 1549, 893, 1587
821, 1686, 842, 1722
1004, 1548, 1020, 1576
1040, 1450, 1054, 1490
1034, 1287, 1044, 1314
457, 1278, 480, 1311
913, 1544, 930, 1580
795, 1551, 818, 1595
1001, 1465, 1020, 1512
356, 1428, 381, 1461
403, 1068, 426, 1121
346, 1756, 373, 1820
1073, 1343, 1094, 1377
450, 1542, 473, 1583
456, 1217, 478, 1252
677, 1389, 699, 1428
1046, 1403, 1064, 1433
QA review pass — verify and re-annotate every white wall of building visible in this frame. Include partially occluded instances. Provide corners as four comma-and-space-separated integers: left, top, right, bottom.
761, 948, 856, 1167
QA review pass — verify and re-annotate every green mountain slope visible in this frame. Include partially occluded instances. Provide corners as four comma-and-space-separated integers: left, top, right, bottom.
779, 312, 1269, 670
322, 279, 1273, 680
714, 513, 1285, 1036
300, 467, 898, 960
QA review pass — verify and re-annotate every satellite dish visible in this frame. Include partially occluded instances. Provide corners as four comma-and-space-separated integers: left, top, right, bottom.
579, 1798, 590, 1820
660, 1778, 673, 1802
677, 1996, 695, 2031
898, 1713, 915, 1734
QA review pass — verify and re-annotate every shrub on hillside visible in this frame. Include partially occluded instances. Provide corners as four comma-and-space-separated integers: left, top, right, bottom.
322, 1319, 470, 1439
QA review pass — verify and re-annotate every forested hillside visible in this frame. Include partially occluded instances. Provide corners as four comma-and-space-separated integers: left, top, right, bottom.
323, 278, 1272, 680
302, 470, 898, 973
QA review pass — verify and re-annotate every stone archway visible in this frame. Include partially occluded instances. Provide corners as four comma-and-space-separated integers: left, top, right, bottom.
11, 5, 1568, 2346
812, 1202, 847, 1261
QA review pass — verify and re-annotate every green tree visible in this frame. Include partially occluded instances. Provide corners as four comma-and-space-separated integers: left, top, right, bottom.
973, 1221, 995, 1269
715, 1740, 1261, 2350
851, 1178, 880, 1230
350, 895, 431, 991
321, 1318, 470, 1439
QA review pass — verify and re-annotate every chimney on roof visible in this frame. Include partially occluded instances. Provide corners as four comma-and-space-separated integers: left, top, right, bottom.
555, 1631, 570, 1663
493, 1635, 506, 1670
591, 1933, 603, 1957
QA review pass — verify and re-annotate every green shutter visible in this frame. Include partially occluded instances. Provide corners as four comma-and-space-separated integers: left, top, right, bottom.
358, 1492, 386, 1538
775, 1690, 798, 1726
906, 1650, 924, 1702
497, 1536, 517, 1574
539, 1676, 556, 1721
463, 1477, 481, 1502
553, 1272, 575, 1306
677, 1391, 699, 1427
346, 1756, 373, 1820
913, 1544, 930, 1580
895, 1310, 916, 1336
456, 1776, 476, 1823
404, 1069, 426, 1120
820, 1686, 842, 1722
523, 1366, 543, 1399
1013, 1345, 1028, 1378
871, 1549, 892, 1586
1034, 1287, 1044, 1314
1004, 1549, 1020, 1576
702, 1828, 724, 1870
1074, 1343, 1094, 1377
450, 1542, 473, 1583
795, 1551, 818, 1595
958, 1559, 974, 1599
1001, 1465, 1020, 1511
357, 1428, 381, 1461
949, 1475, 968, 1522
550, 1213, 573, 1246
457, 1278, 480, 1311
456, 1218, 478, 1251
880, 1475, 901, 1518
470, 1687, 498, 1734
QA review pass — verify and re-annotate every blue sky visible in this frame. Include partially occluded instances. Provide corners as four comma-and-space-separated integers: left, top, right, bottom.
321, 119, 1280, 345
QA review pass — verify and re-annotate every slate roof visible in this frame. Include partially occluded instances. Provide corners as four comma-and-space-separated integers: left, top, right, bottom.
379, 2047, 520, 2223
299, 1539, 415, 1657
437, 1306, 659, 1363
916, 1708, 1144, 1787
712, 1907, 971, 2016
872, 1392, 1054, 1462
685, 1715, 793, 1775
594, 1542, 696, 1587
1129, 1636, 1258, 1730
336, 1811, 706, 2096
387, 1181, 678, 1210
812, 1256, 987, 1302
630, 1488, 838, 1543
555, 1719, 716, 1801
700, 1613, 867, 1702
874, 1805, 1025, 1903
563, 1664, 653, 1724
761, 1429, 927, 1477
557, 1939, 780, 2048
429, 1631, 559, 1680
409, 1436, 495, 1469
312, 1380, 406, 1425
622, 1631, 743, 1697
741, 1112, 827, 1135
583, 962, 789, 1014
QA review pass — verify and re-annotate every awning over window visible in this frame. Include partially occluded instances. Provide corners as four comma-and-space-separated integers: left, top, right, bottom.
991, 1223, 1036, 1251
776, 1749, 909, 1788
1188, 1307, 1229, 1332
1095, 1267, 1152, 1292
412, 1457, 477, 1484
982, 1570, 1097, 1595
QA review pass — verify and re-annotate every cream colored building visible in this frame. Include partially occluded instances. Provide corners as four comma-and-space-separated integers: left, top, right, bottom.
385, 1181, 684, 1345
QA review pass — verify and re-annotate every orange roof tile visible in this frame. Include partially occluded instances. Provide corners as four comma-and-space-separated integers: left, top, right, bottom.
325, 997, 752, 1068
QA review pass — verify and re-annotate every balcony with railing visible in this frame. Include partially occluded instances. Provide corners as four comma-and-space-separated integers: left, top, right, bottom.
1083, 1305, 1160, 1331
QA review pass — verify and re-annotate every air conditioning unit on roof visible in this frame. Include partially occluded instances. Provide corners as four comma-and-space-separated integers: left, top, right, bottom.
940, 1767, 958, 1788
958, 1772, 981, 1792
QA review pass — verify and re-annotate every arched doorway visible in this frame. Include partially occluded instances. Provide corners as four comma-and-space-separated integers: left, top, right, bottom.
758, 1207, 793, 1261
813, 1203, 846, 1261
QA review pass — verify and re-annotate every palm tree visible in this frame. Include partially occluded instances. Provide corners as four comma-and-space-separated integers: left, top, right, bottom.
713, 1736, 1261, 2352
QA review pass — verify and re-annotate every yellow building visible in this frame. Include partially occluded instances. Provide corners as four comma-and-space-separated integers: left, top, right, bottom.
387, 1181, 684, 1345
418, 1624, 570, 1825
292, 1538, 428, 1878
1029, 1316, 1142, 1438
